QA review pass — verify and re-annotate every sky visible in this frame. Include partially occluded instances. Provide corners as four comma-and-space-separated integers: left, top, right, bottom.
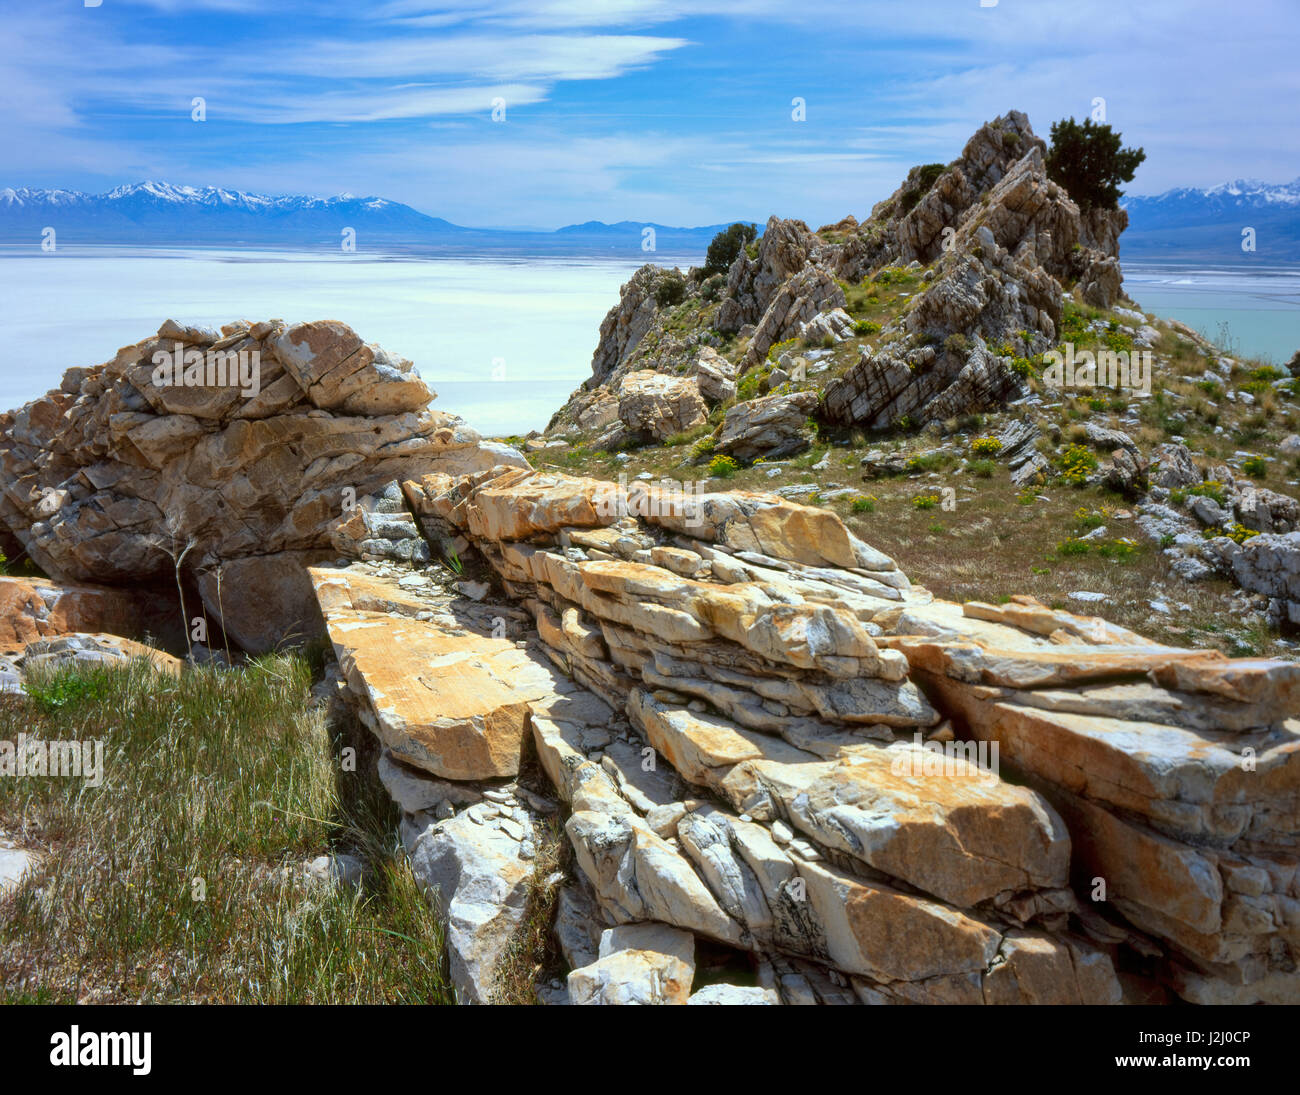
4, 0, 1298, 229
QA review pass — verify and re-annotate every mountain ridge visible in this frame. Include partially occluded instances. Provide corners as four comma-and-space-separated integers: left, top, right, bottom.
0, 182, 744, 253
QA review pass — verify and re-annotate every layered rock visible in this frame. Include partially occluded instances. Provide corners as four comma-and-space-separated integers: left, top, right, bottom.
878, 595, 1300, 1004
340, 464, 1136, 1004
715, 390, 819, 462
0, 319, 524, 652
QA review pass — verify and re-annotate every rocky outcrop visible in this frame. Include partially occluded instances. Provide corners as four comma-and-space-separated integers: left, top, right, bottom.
715, 390, 819, 462
548, 110, 1132, 439
1228, 533, 1300, 626
295, 459, 1297, 1006
0, 319, 524, 652
823, 342, 1024, 431
881, 595, 1300, 1004
735, 266, 846, 373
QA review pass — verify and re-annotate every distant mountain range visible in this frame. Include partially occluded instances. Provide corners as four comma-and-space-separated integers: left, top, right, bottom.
1122, 178, 1300, 262
0, 182, 737, 257
2, 177, 1297, 262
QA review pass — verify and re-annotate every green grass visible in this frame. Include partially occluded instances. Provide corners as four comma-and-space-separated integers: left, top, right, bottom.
0, 655, 452, 1004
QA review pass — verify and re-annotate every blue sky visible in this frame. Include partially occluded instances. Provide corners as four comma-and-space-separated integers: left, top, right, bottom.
5, 0, 1298, 228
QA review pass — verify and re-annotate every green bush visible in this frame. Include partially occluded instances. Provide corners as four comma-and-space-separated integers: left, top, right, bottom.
853, 320, 881, 336
654, 270, 687, 308
703, 223, 759, 277
944, 333, 971, 356
1096, 538, 1140, 562
767, 337, 801, 363
1188, 480, 1227, 506
969, 459, 996, 478
971, 436, 1002, 457
736, 369, 767, 401
708, 454, 740, 478
1058, 443, 1098, 486
1045, 117, 1146, 211
850, 495, 877, 513
1243, 455, 1267, 479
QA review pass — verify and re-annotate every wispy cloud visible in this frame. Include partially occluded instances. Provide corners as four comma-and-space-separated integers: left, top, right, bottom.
3, 0, 1297, 226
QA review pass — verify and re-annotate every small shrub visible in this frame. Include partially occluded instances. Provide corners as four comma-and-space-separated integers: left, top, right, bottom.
767, 337, 801, 363
1057, 538, 1090, 556
1058, 443, 1098, 486
1073, 506, 1105, 532
1096, 537, 1139, 562
654, 271, 687, 308
736, 369, 767, 401
853, 319, 881, 336
850, 495, 877, 513
708, 454, 740, 479
1188, 480, 1227, 507
1242, 455, 1267, 479
943, 333, 971, 357
970, 436, 1002, 457
969, 459, 996, 478
911, 493, 940, 510
1225, 522, 1260, 544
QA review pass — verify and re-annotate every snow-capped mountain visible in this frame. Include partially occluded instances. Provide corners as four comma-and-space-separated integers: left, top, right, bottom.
0, 182, 734, 255
1122, 178, 1300, 260
0, 182, 465, 246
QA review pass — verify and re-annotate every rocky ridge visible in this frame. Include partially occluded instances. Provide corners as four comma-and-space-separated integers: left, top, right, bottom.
4, 318, 1298, 1006
547, 110, 1128, 446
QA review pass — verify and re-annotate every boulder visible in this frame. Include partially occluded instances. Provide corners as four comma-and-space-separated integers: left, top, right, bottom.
715, 391, 819, 462
406, 808, 534, 1003
1230, 532, 1300, 625
691, 347, 737, 405
1150, 442, 1201, 489
195, 550, 334, 654
617, 371, 708, 441
567, 923, 696, 1005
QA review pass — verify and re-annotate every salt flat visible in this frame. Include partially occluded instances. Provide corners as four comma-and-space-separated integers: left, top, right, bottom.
0, 246, 666, 436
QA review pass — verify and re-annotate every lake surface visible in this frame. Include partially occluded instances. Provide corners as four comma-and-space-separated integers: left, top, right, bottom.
1, 250, 1296, 436
1124, 263, 1300, 366
0, 246, 673, 436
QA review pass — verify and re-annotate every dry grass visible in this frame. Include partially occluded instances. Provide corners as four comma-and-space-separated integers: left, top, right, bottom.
0, 655, 452, 1004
